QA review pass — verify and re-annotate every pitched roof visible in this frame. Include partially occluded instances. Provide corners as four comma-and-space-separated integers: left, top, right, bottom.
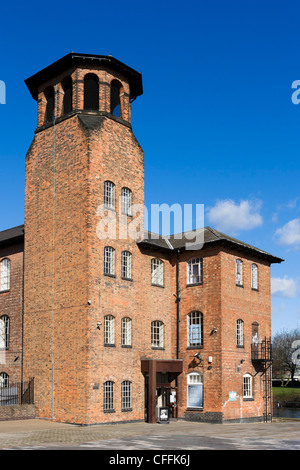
138, 226, 284, 264
0, 225, 24, 247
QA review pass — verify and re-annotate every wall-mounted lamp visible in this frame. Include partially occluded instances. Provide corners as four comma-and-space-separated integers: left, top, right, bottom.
194, 352, 202, 361
96, 322, 102, 330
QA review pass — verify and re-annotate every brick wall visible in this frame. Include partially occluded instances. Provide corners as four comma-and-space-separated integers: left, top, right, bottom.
0, 242, 24, 384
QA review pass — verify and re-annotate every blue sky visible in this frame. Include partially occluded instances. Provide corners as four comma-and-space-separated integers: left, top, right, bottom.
0, 0, 300, 336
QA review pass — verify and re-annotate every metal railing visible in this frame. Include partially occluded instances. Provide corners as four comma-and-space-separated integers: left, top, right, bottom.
0, 378, 34, 406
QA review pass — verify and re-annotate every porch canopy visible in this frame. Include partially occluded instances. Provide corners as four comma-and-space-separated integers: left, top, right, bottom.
141, 359, 183, 423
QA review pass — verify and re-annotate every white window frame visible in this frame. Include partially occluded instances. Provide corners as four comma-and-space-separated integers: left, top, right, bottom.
104, 246, 115, 276
121, 251, 132, 279
104, 315, 115, 345
236, 259, 243, 286
0, 316, 9, 350
151, 320, 164, 348
122, 317, 132, 346
151, 258, 164, 286
104, 381, 114, 411
251, 263, 258, 290
187, 372, 203, 409
187, 311, 202, 347
0, 258, 10, 292
104, 181, 115, 209
187, 258, 202, 285
121, 187, 132, 216
121, 380, 131, 410
243, 374, 253, 398
236, 319, 244, 347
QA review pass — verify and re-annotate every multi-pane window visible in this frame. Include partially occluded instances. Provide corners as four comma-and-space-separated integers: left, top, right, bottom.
104, 247, 115, 276
104, 315, 115, 345
121, 381, 131, 410
104, 381, 114, 411
104, 181, 115, 209
187, 258, 202, 285
243, 374, 253, 398
0, 372, 9, 388
151, 259, 164, 286
187, 372, 203, 408
121, 251, 132, 279
151, 320, 164, 348
0, 259, 10, 292
236, 319, 244, 347
236, 259, 243, 286
188, 311, 203, 347
122, 317, 132, 346
0, 316, 9, 350
121, 187, 132, 216
251, 263, 258, 290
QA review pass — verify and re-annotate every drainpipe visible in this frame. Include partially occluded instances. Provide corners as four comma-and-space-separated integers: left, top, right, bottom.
176, 250, 181, 360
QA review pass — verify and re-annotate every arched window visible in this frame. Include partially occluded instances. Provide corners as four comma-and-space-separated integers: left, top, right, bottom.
84, 74, 99, 111
151, 320, 164, 348
0, 258, 10, 292
0, 316, 9, 350
243, 374, 253, 399
110, 80, 122, 117
104, 181, 115, 209
121, 381, 132, 410
0, 372, 9, 388
121, 251, 132, 280
104, 315, 115, 345
187, 258, 203, 285
104, 381, 114, 411
187, 372, 203, 408
121, 317, 132, 346
251, 263, 258, 290
121, 187, 132, 216
236, 259, 243, 286
151, 258, 164, 286
45, 87, 55, 123
188, 311, 203, 347
236, 319, 244, 347
62, 76, 73, 114
104, 246, 115, 276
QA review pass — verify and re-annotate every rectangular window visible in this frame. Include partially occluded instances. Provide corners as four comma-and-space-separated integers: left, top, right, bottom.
188, 311, 202, 347
121, 188, 132, 216
187, 373, 203, 408
0, 259, 10, 292
104, 315, 115, 345
121, 381, 131, 410
243, 374, 252, 398
122, 251, 131, 279
187, 258, 202, 285
236, 259, 243, 286
104, 381, 114, 411
104, 181, 115, 209
151, 259, 164, 286
122, 317, 132, 346
151, 321, 164, 348
104, 247, 115, 276
236, 319, 244, 347
251, 264, 258, 290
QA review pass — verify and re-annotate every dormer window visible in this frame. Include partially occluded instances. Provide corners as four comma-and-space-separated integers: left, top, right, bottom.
84, 74, 99, 111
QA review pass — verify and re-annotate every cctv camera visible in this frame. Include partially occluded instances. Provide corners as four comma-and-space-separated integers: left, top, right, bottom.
87, 300, 92, 305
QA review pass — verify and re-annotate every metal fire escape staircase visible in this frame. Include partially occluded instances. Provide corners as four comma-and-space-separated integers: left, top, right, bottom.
251, 337, 273, 422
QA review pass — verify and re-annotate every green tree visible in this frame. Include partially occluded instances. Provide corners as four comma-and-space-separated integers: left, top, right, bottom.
272, 328, 300, 386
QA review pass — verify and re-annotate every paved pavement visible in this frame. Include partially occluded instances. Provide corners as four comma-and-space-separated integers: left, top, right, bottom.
0, 417, 299, 450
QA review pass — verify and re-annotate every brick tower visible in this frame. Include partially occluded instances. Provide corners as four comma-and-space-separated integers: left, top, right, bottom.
23, 53, 145, 424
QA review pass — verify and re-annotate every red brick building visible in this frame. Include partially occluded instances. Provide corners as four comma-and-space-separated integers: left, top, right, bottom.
0, 53, 283, 424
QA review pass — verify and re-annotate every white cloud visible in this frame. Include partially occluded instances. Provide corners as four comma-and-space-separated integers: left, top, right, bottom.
274, 218, 300, 247
271, 276, 298, 298
206, 199, 263, 234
